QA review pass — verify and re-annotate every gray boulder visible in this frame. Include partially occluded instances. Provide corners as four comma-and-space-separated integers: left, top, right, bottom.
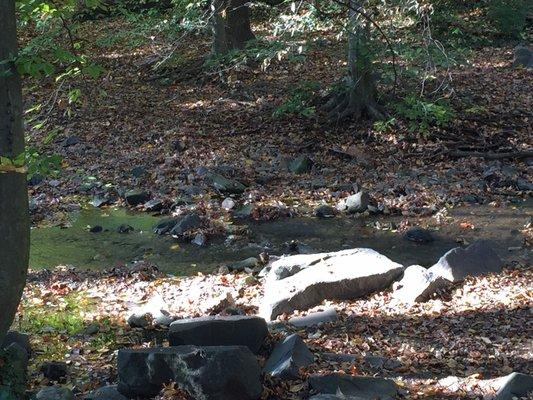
494, 372, 533, 400
263, 334, 314, 379
315, 204, 336, 218
153, 217, 179, 235
36, 386, 74, 400
117, 346, 262, 399
84, 385, 127, 400
337, 192, 370, 213
392, 265, 451, 303
260, 248, 404, 320
403, 227, 434, 244
309, 373, 398, 400
228, 257, 259, 272
2, 331, 30, 355
289, 308, 338, 327
40, 361, 67, 381
168, 315, 268, 354
169, 213, 202, 236
428, 239, 503, 283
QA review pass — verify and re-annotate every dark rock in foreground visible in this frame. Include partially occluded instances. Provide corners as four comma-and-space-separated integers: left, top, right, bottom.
117, 346, 262, 399
168, 315, 268, 354
314, 204, 336, 218
2, 331, 31, 355
263, 333, 314, 379
169, 213, 202, 236
392, 265, 451, 303
260, 248, 404, 320
153, 217, 179, 235
494, 372, 533, 400
428, 239, 503, 283
309, 373, 397, 400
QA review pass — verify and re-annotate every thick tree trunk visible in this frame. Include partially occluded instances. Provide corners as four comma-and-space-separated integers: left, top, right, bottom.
0, 0, 30, 344
324, 0, 382, 121
212, 0, 255, 55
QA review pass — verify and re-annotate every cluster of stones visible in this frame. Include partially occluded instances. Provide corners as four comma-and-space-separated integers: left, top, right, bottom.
5, 239, 532, 399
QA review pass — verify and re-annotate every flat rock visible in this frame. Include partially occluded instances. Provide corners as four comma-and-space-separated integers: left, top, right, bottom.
494, 372, 533, 400
36, 386, 74, 400
168, 315, 268, 354
309, 373, 398, 400
84, 385, 127, 400
210, 173, 246, 194
144, 199, 163, 211
263, 333, 314, 379
392, 265, 451, 303
428, 239, 503, 282
117, 346, 262, 399
260, 248, 404, 320
228, 257, 259, 272
289, 308, 338, 327
169, 213, 202, 236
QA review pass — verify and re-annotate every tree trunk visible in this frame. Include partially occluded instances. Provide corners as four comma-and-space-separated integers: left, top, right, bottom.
324, 0, 382, 121
0, 0, 30, 344
212, 0, 255, 55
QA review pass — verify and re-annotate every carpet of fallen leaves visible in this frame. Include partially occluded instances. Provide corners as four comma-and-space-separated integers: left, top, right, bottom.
18, 260, 532, 399
23, 14, 532, 230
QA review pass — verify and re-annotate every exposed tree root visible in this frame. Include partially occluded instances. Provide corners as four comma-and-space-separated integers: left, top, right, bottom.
324, 82, 384, 122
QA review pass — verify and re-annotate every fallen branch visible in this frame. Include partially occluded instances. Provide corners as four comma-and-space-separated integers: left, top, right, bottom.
448, 150, 533, 160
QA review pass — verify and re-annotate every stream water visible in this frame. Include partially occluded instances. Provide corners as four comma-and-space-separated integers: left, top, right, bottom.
30, 200, 532, 275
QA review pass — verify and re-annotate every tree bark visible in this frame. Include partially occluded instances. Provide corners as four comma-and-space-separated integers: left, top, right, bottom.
324, 0, 382, 121
212, 0, 255, 55
0, 0, 30, 344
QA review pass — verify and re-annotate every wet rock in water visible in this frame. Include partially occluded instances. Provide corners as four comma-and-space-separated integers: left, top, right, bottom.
127, 312, 152, 328
89, 197, 109, 208
222, 197, 236, 210
169, 213, 202, 236
289, 308, 338, 328
168, 316, 268, 354
191, 232, 207, 246
131, 166, 147, 178
337, 191, 370, 213
289, 155, 313, 174
117, 346, 262, 399
228, 257, 259, 272
40, 361, 67, 381
233, 203, 254, 219
210, 173, 246, 194
144, 199, 163, 211
428, 239, 503, 283
62, 135, 80, 147
260, 248, 404, 320
309, 373, 398, 400
117, 224, 134, 234
153, 217, 179, 235
84, 385, 127, 400
494, 372, 533, 400
314, 204, 336, 218
36, 386, 74, 400
284, 240, 314, 255
124, 189, 150, 206
89, 225, 103, 233
403, 227, 434, 244
2, 331, 31, 355
392, 265, 451, 303
264, 333, 314, 379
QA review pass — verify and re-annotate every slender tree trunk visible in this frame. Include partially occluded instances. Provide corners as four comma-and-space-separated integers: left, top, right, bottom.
0, 0, 30, 343
324, 0, 382, 120
212, 0, 255, 55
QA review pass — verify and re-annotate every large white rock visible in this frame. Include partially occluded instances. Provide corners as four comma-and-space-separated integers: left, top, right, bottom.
392, 265, 451, 303
259, 248, 404, 320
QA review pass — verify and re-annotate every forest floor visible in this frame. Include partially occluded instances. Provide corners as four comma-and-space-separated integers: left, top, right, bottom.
23, 14, 532, 231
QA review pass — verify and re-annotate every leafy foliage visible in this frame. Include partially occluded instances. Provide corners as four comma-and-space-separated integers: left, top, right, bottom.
273, 80, 319, 118
487, 0, 530, 39
393, 95, 455, 135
